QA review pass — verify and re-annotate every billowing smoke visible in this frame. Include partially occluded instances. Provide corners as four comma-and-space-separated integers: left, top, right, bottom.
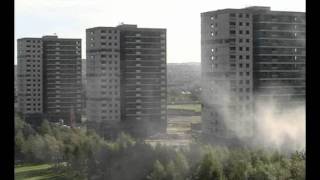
252, 99, 305, 152
201, 74, 305, 153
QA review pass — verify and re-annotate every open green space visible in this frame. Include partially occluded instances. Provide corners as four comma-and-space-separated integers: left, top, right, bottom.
167, 116, 201, 134
167, 104, 201, 112
15, 164, 65, 180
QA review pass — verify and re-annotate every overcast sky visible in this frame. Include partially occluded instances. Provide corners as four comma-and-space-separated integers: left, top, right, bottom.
15, 0, 305, 64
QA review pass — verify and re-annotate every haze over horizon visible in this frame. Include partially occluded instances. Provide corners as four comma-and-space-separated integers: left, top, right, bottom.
15, 0, 305, 64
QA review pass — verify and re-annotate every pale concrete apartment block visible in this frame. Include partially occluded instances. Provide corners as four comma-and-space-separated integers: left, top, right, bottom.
201, 6, 305, 143
86, 24, 167, 138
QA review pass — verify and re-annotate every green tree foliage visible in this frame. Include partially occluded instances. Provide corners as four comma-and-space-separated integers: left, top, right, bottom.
192, 152, 224, 180
14, 118, 305, 180
174, 152, 189, 178
148, 160, 167, 180
39, 119, 52, 135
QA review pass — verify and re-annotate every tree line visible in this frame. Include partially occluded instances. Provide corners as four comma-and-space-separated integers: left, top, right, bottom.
15, 115, 305, 180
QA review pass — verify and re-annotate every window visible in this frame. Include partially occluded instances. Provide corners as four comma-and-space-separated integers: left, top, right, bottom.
108, 36, 112, 40
239, 64, 243, 68
246, 22, 250, 26
246, 80, 250, 84
239, 55, 243, 60
230, 22, 236, 26
246, 88, 250, 92
239, 39, 243, 43
230, 47, 236, 51
246, 39, 250, 43
230, 13, 236, 17
239, 72, 243, 76
246, 64, 250, 68
230, 55, 236, 59
101, 30, 106, 33
239, 80, 243, 84
230, 30, 236, 34
239, 22, 243, 26
246, 30, 250, 34
246, 72, 250, 76
239, 47, 243, 51
246, 55, 250, 59
246, 14, 250, 18
246, 47, 250, 51
239, 30, 243, 34
239, 14, 243, 18
239, 88, 243, 92
101, 36, 106, 39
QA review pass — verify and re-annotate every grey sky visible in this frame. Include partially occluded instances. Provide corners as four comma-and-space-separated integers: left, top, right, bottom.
15, 0, 305, 64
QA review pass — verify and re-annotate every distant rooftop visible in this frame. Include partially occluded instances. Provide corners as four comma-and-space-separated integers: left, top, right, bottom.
87, 24, 166, 31
42, 35, 58, 39
19, 35, 80, 40
116, 24, 138, 29
244, 6, 271, 11
202, 6, 304, 14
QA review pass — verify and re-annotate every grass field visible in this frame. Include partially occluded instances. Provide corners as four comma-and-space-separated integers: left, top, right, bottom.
167, 104, 201, 112
15, 164, 66, 180
167, 116, 201, 134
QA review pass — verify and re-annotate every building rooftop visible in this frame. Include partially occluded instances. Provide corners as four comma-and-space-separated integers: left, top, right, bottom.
116, 24, 138, 28
42, 35, 58, 39
244, 6, 271, 11
87, 24, 166, 31
201, 6, 305, 15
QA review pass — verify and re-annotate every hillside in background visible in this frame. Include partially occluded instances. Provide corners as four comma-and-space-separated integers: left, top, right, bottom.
167, 62, 201, 91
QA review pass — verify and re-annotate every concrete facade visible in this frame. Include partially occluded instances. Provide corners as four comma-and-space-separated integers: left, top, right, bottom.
201, 6, 305, 142
17, 38, 43, 122
86, 24, 167, 138
17, 36, 82, 124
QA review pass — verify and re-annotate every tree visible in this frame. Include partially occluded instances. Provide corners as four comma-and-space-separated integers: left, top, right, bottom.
165, 160, 178, 180
42, 134, 63, 165
148, 160, 167, 180
193, 152, 223, 180
174, 152, 190, 179
39, 119, 52, 135
15, 116, 25, 134
116, 132, 135, 150
15, 130, 25, 161
289, 151, 305, 180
